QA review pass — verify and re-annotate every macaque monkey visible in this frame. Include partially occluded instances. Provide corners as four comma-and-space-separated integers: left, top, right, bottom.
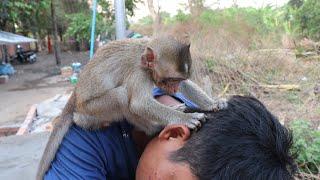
36, 36, 227, 179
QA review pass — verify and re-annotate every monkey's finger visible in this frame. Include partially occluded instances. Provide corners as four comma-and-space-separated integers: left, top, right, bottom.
185, 122, 197, 130
189, 119, 202, 131
199, 116, 207, 123
218, 99, 228, 110
192, 119, 202, 128
213, 98, 228, 111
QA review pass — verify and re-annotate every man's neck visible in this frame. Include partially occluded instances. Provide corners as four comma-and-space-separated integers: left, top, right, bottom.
132, 95, 183, 157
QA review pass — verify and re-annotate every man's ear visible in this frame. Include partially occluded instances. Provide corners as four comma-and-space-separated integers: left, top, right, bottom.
141, 47, 156, 69
158, 124, 191, 141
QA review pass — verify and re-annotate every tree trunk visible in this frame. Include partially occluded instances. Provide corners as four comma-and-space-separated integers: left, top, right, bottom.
51, 0, 61, 65
146, 0, 161, 35
188, 0, 204, 17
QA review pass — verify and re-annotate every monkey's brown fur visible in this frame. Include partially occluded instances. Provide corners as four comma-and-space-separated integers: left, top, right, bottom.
36, 36, 227, 179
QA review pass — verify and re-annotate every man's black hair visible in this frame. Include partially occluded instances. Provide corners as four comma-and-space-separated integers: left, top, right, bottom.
171, 96, 297, 180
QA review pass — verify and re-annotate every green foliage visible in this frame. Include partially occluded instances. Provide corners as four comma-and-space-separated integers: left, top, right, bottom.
63, 0, 139, 44
1, 0, 139, 44
199, 9, 224, 26
0, 0, 51, 36
316, 107, 320, 115
138, 16, 153, 25
295, 0, 320, 40
285, 91, 302, 104
138, 11, 182, 26
133, 3, 318, 41
64, 13, 108, 42
173, 10, 191, 23
285, 0, 320, 40
290, 119, 320, 174
205, 59, 216, 72
160, 12, 172, 25
125, 0, 140, 17
288, 0, 304, 8
198, 7, 284, 35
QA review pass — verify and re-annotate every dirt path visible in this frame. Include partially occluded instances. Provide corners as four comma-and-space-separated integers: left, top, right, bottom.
0, 51, 89, 126
0, 132, 50, 179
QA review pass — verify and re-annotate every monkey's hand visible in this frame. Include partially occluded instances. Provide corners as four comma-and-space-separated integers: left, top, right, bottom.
169, 112, 206, 131
208, 98, 228, 112
179, 80, 228, 112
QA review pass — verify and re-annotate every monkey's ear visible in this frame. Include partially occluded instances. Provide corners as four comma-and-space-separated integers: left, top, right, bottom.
141, 47, 155, 69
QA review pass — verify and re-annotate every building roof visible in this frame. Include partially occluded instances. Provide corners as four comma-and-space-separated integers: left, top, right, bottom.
0, 31, 37, 45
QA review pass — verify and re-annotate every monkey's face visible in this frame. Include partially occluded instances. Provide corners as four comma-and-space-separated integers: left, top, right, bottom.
152, 57, 190, 94
156, 45, 191, 94
142, 37, 192, 94
155, 77, 185, 95
152, 55, 190, 95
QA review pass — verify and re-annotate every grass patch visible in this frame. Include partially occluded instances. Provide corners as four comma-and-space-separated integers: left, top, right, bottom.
285, 92, 303, 105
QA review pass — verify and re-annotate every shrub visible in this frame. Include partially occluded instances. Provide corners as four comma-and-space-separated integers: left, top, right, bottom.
295, 0, 320, 40
173, 10, 191, 23
290, 119, 320, 174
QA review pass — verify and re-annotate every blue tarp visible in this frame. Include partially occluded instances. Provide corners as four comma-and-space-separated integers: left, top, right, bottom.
0, 63, 15, 76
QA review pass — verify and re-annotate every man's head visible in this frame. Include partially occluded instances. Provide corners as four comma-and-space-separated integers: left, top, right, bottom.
136, 96, 296, 179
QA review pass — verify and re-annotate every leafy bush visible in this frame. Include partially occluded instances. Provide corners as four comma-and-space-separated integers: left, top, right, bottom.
295, 0, 320, 40
290, 119, 320, 174
199, 9, 224, 26
64, 13, 109, 42
138, 15, 153, 25
173, 10, 190, 23
285, 0, 320, 40
197, 7, 284, 35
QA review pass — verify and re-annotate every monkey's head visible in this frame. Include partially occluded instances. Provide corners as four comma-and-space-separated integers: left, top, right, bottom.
141, 36, 192, 94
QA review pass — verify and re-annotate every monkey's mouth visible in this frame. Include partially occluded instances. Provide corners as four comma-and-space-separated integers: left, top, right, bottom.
157, 78, 185, 94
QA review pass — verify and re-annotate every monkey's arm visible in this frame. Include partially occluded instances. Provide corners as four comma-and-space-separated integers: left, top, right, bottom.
179, 79, 227, 111
128, 92, 204, 134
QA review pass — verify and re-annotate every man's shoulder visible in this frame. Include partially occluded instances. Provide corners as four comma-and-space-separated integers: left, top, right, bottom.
46, 121, 138, 179
64, 121, 132, 149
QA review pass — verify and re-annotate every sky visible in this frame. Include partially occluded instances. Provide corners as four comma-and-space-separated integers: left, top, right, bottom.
128, 0, 290, 22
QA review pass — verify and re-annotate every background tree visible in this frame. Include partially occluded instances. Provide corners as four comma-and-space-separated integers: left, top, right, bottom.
0, 0, 139, 52
64, 0, 139, 47
51, 0, 61, 65
295, 0, 320, 40
146, 0, 161, 34
188, 0, 204, 17
288, 0, 304, 8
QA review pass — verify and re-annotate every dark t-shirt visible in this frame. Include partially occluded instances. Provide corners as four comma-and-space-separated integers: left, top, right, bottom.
45, 88, 198, 180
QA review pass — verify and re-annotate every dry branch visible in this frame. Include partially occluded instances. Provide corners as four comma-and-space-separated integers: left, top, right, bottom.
258, 84, 300, 91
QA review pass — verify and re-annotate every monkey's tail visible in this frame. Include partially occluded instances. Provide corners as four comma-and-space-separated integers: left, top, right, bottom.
36, 92, 76, 180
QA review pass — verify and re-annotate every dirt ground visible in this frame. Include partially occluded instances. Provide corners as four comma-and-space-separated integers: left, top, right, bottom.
0, 132, 49, 179
0, 51, 89, 126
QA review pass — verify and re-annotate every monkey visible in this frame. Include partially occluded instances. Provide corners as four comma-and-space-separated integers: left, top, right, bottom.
36, 36, 227, 179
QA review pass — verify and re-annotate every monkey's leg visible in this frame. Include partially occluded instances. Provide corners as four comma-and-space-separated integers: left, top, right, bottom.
179, 79, 227, 111
129, 94, 205, 134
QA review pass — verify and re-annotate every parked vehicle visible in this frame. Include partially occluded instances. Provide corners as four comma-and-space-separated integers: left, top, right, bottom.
14, 44, 37, 64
